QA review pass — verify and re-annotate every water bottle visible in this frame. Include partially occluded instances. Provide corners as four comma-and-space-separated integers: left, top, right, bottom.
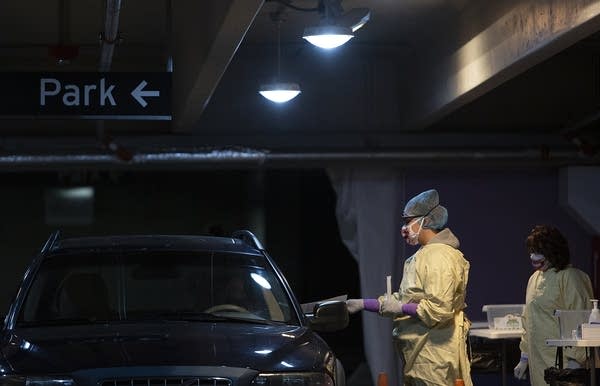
589, 299, 600, 324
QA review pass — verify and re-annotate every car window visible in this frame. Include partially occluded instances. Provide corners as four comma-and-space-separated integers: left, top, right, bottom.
19, 254, 118, 324
122, 251, 294, 323
17, 250, 296, 326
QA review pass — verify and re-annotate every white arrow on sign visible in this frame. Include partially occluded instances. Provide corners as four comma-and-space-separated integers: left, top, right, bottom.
131, 80, 160, 107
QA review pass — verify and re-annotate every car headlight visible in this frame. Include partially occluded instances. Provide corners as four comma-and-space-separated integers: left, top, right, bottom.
0, 376, 75, 386
251, 373, 333, 386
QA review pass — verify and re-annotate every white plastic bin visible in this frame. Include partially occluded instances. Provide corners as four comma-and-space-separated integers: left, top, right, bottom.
482, 304, 525, 330
554, 310, 591, 339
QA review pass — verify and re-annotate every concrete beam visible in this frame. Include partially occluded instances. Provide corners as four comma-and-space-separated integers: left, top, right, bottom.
172, 0, 264, 131
406, 0, 600, 129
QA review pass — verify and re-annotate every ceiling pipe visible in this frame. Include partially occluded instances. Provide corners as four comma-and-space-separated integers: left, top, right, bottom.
165, 0, 173, 72
0, 148, 594, 171
98, 0, 122, 72
97, 0, 132, 161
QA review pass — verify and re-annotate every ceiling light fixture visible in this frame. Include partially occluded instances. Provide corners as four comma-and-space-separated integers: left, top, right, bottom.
259, 18, 301, 103
302, 25, 353, 50
259, 82, 301, 103
301, 0, 370, 49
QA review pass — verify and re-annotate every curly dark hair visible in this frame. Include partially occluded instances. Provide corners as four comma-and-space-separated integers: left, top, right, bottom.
526, 225, 570, 271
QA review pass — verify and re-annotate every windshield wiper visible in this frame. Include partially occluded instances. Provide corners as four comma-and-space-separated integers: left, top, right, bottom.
156, 311, 278, 325
155, 311, 229, 322
208, 314, 280, 325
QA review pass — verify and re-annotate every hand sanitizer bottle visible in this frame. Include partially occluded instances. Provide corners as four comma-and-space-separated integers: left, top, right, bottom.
589, 299, 600, 324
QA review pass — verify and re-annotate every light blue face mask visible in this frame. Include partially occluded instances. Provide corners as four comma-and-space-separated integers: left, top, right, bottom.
530, 253, 548, 270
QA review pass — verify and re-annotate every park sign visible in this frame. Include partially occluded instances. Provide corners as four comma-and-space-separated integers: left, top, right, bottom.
0, 72, 171, 120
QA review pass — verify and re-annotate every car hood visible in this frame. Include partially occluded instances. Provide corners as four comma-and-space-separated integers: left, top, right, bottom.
1, 322, 330, 374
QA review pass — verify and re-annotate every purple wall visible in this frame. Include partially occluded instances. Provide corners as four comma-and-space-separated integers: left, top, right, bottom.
404, 168, 594, 322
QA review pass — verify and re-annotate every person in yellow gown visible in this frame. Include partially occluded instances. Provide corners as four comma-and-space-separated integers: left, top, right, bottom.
513, 225, 593, 386
347, 189, 472, 386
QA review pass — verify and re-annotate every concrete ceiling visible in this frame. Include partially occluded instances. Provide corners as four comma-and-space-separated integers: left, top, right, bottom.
0, 0, 599, 169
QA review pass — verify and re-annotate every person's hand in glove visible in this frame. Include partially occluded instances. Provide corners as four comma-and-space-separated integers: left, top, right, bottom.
566, 358, 581, 369
346, 299, 380, 314
380, 296, 404, 317
513, 353, 528, 380
346, 299, 364, 314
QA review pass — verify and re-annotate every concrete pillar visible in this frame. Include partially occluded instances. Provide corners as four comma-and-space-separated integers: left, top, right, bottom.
559, 166, 600, 292
560, 166, 600, 233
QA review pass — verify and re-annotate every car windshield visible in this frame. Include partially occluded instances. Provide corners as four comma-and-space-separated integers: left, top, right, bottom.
17, 250, 297, 326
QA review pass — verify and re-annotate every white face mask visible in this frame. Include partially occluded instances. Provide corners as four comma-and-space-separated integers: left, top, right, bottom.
530, 253, 549, 271
402, 217, 424, 246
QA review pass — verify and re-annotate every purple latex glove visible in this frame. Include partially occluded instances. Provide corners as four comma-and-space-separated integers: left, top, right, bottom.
401, 302, 419, 316
363, 299, 380, 312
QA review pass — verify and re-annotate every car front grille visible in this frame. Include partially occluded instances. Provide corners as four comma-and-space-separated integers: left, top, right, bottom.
101, 378, 232, 386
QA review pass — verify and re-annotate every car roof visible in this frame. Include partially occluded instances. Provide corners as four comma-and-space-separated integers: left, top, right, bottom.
50, 235, 264, 255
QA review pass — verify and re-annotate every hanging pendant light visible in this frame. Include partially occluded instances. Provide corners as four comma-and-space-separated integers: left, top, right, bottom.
301, 0, 370, 49
259, 19, 301, 103
302, 25, 353, 49
259, 82, 301, 103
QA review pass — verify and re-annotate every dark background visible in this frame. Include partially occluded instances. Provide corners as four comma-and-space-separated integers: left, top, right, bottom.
0, 166, 592, 379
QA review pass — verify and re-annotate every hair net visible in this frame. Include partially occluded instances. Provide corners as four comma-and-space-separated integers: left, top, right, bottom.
403, 189, 448, 230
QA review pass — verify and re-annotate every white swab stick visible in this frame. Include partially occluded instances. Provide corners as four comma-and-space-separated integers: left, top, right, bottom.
386, 275, 392, 296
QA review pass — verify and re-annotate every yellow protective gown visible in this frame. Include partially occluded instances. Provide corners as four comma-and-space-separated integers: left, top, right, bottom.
519, 266, 593, 386
379, 228, 472, 386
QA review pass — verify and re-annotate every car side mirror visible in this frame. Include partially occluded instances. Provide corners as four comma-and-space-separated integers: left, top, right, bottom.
306, 300, 349, 332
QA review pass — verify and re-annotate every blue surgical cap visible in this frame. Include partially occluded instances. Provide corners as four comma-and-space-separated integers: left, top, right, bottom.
403, 189, 448, 230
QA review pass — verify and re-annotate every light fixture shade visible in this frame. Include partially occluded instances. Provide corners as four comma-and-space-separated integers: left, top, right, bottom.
302, 26, 354, 49
259, 82, 301, 103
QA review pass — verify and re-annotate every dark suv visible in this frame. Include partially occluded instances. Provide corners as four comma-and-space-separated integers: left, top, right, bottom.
0, 230, 348, 386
